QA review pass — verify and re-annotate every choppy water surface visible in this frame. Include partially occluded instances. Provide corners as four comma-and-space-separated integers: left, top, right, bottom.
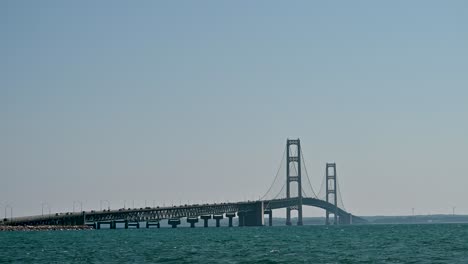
1, 224, 468, 263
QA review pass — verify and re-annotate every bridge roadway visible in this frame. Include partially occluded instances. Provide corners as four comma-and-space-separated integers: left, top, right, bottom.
2, 198, 366, 228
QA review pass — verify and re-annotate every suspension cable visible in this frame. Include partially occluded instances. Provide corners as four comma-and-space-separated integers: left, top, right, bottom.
260, 146, 286, 200
336, 177, 346, 210
290, 147, 318, 198
300, 150, 318, 198
301, 187, 310, 198
317, 168, 327, 200
272, 182, 286, 200
264, 182, 286, 210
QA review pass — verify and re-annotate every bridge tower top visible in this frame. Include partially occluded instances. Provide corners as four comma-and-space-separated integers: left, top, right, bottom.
286, 138, 303, 226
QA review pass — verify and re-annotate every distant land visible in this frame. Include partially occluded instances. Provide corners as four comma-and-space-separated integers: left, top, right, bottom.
153, 215, 468, 228
257, 215, 468, 226
291, 215, 468, 225
360, 215, 468, 225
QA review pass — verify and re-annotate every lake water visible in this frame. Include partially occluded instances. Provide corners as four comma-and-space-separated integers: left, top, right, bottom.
1, 224, 467, 263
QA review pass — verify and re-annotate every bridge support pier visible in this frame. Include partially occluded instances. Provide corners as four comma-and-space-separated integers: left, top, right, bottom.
201, 215, 211, 227
338, 213, 352, 225
213, 215, 223, 227
147, 221, 160, 228
238, 212, 245, 227
168, 218, 181, 228
226, 213, 236, 227
110, 221, 116, 229
187, 217, 199, 228
97, 222, 101, 229
264, 210, 273, 226
125, 220, 129, 229
238, 201, 264, 226
127, 222, 140, 228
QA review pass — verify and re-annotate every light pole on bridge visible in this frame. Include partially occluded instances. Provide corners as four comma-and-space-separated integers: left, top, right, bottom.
41, 202, 51, 216
73, 201, 83, 213
0, 203, 3, 221
4, 204, 13, 220
100, 200, 110, 211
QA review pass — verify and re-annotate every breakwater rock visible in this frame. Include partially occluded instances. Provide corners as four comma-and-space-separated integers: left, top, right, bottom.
0, 225, 93, 232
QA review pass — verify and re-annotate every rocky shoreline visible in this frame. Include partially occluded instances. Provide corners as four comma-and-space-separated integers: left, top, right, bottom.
0, 225, 93, 232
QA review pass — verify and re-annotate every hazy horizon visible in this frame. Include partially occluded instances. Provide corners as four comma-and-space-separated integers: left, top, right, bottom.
2, 1, 468, 218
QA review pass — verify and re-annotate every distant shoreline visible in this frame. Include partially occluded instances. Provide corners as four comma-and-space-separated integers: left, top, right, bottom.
0, 225, 93, 232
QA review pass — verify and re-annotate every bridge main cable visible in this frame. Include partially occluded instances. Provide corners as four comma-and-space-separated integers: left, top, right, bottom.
259, 147, 286, 201
300, 149, 318, 199
336, 174, 347, 210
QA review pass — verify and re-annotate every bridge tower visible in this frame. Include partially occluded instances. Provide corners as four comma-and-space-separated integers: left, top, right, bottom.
325, 163, 338, 225
286, 139, 303, 226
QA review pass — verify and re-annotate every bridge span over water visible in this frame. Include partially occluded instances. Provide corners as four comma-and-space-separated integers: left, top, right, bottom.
2, 139, 367, 228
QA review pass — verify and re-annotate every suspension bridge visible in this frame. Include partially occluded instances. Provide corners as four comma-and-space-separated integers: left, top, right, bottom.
2, 139, 366, 228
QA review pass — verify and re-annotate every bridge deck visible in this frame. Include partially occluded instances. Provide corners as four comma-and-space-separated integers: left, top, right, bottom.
2, 198, 366, 226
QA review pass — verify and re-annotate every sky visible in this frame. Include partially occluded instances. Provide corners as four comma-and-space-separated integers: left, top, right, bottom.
1, 1, 467, 218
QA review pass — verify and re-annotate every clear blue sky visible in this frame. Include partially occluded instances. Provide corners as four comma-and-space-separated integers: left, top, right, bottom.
1, 1, 467, 217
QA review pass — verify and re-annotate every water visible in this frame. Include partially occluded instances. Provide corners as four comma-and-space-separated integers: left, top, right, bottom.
1, 224, 468, 263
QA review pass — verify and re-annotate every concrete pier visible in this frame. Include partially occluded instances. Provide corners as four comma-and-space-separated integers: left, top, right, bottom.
213, 215, 223, 227
238, 212, 245, 227
146, 221, 160, 228
168, 218, 181, 228
97, 221, 115, 229
226, 213, 236, 227
127, 222, 140, 228
187, 217, 199, 228
200, 215, 211, 227
264, 210, 273, 226
238, 201, 264, 226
